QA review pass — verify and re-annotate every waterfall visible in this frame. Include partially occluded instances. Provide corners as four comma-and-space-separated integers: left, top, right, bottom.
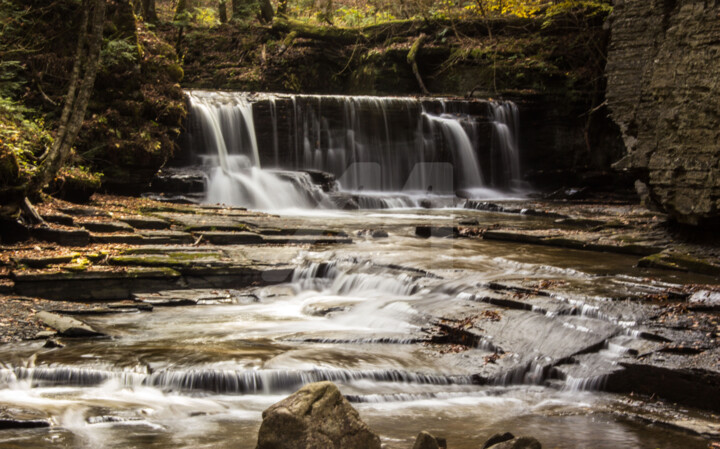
183, 91, 525, 210
490, 101, 522, 188
187, 92, 319, 210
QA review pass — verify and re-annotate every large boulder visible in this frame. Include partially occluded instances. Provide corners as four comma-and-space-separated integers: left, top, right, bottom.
255, 381, 381, 449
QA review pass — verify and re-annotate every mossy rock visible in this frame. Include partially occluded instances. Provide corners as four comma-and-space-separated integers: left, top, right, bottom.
47, 166, 103, 204
167, 64, 184, 83
639, 251, 720, 277
0, 147, 20, 186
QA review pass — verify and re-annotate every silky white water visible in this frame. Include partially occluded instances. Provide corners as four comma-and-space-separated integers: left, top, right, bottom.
184, 92, 527, 211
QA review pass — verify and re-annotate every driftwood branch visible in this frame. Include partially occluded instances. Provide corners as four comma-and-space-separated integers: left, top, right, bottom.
407, 33, 429, 95
271, 18, 367, 44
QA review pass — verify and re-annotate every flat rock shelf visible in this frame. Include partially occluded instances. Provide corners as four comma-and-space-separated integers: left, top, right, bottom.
0, 195, 718, 448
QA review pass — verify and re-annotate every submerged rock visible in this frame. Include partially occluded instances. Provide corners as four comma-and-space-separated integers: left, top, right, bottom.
482, 432, 515, 448
0, 418, 52, 430
412, 430, 446, 449
485, 436, 541, 449
256, 381, 381, 449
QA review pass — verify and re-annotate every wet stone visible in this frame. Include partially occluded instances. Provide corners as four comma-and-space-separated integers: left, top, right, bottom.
256, 381, 381, 449
118, 216, 171, 230
413, 431, 445, 449
133, 289, 253, 306
80, 221, 134, 233
638, 251, 720, 276
13, 255, 76, 268
31, 227, 90, 246
91, 234, 146, 245
41, 213, 74, 226
43, 338, 64, 349
482, 432, 516, 449
33, 330, 57, 339
197, 231, 265, 245
139, 230, 195, 244
0, 418, 52, 430
58, 206, 110, 217
415, 226, 459, 238
688, 290, 720, 310
487, 436, 542, 449
108, 253, 228, 268
262, 235, 353, 245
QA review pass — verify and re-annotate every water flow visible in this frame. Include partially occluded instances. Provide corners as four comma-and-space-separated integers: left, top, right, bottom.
490, 102, 522, 188
187, 92, 321, 210
0, 230, 713, 449
184, 91, 526, 208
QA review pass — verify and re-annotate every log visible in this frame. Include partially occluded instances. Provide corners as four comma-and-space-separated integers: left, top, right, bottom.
36, 311, 106, 337
407, 33, 430, 95
271, 18, 366, 44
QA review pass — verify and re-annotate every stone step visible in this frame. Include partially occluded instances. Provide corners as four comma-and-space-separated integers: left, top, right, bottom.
58, 206, 110, 217
13, 255, 76, 268
196, 231, 265, 245
12, 267, 182, 301
90, 231, 194, 245
80, 221, 135, 233
262, 235, 353, 245
10, 265, 293, 301
41, 213, 74, 226
31, 227, 90, 246
483, 230, 661, 256
118, 216, 171, 230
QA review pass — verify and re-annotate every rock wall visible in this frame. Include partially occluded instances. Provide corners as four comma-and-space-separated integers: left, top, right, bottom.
606, 0, 720, 226
172, 14, 625, 191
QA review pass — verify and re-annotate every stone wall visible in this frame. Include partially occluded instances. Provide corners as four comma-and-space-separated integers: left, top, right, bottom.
606, 0, 720, 226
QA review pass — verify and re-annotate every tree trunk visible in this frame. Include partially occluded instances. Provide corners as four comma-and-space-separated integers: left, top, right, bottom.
141, 0, 158, 23
175, 0, 194, 20
277, 0, 288, 15
28, 0, 107, 197
219, 0, 227, 23
258, 0, 273, 23
319, 0, 333, 25
407, 33, 430, 95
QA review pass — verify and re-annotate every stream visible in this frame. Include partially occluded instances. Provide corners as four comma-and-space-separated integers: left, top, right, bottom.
0, 91, 716, 448
0, 209, 715, 448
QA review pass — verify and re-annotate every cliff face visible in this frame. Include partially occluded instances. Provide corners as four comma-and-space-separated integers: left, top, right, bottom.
606, 0, 720, 226
173, 15, 624, 191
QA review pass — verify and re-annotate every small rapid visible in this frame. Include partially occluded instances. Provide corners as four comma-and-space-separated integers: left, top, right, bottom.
0, 212, 714, 449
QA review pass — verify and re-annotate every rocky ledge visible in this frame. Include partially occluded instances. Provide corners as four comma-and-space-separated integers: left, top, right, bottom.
606, 0, 720, 226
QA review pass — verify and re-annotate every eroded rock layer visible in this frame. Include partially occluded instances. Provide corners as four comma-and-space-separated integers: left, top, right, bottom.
606, 0, 720, 226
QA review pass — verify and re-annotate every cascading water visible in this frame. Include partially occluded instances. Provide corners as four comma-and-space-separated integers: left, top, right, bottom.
187, 92, 321, 210
183, 91, 526, 210
489, 102, 522, 188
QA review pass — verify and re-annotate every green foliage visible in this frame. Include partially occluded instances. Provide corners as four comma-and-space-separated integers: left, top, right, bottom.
0, 96, 52, 182
335, 5, 395, 27
193, 7, 220, 27
101, 38, 139, 70
542, 0, 613, 26
462, 0, 544, 18
0, 60, 24, 98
